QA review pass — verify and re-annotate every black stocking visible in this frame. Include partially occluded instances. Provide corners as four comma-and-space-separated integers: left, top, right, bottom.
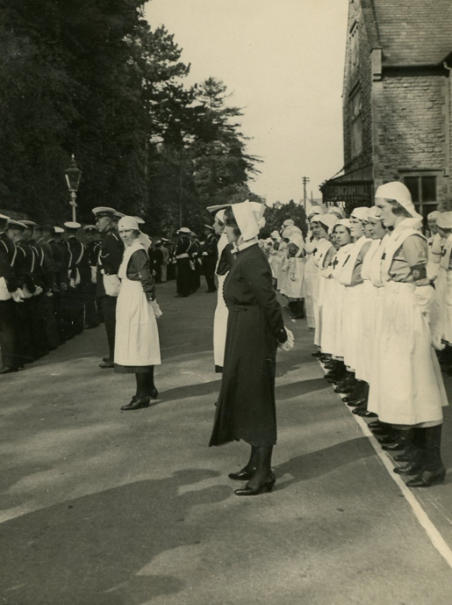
135, 373, 148, 398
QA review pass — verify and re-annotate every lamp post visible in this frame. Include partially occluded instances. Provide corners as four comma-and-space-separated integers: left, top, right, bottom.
64, 154, 82, 222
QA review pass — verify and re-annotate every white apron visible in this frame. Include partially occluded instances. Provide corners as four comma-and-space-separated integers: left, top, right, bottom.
114, 242, 161, 367
282, 257, 305, 299
368, 226, 447, 425
213, 233, 229, 368
313, 239, 334, 343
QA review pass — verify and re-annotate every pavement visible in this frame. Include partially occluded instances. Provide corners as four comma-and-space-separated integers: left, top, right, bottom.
1, 281, 452, 605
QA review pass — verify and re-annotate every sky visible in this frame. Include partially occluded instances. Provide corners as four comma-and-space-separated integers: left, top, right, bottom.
144, 0, 349, 205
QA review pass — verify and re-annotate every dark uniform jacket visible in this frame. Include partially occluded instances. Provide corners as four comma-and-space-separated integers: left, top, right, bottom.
96, 230, 124, 297
126, 249, 155, 300
0, 233, 18, 292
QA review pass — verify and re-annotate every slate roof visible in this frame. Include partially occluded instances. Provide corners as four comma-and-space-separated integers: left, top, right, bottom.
372, 0, 452, 65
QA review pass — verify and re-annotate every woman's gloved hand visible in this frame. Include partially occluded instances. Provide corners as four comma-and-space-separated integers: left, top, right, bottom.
279, 327, 294, 351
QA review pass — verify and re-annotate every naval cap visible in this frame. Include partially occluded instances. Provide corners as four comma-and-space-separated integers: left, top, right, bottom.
92, 206, 117, 218
20, 219, 38, 228
7, 219, 26, 230
64, 221, 81, 230
54, 226, 65, 234
177, 227, 191, 234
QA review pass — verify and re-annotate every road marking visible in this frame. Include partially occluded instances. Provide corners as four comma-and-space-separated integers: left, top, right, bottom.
320, 364, 452, 571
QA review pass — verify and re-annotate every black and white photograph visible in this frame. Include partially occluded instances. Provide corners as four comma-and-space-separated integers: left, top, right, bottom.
1, 1, 452, 603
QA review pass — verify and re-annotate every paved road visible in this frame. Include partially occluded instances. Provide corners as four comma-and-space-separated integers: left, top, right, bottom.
1, 282, 452, 605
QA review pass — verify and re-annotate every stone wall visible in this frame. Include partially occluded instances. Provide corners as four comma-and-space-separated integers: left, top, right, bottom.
373, 72, 450, 207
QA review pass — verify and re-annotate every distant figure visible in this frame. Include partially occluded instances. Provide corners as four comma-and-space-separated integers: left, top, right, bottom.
160, 239, 170, 282
201, 225, 218, 293
175, 227, 193, 297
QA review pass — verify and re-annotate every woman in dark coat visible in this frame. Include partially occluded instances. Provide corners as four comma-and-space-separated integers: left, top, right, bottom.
209, 201, 289, 496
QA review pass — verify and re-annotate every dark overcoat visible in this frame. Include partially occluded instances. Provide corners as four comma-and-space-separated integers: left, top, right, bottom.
209, 243, 286, 447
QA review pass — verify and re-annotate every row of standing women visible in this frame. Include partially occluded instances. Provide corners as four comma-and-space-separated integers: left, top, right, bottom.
310, 181, 451, 488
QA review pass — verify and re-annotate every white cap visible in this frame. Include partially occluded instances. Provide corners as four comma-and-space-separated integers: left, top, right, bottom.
54, 226, 65, 234
177, 227, 191, 234
231, 200, 265, 242
328, 207, 345, 219
318, 214, 338, 232
118, 216, 140, 231
375, 181, 421, 219
350, 207, 370, 222
64, 221, 81, 230
437, 211, 452, 230
334, 219, 352, 231
282, 218, 295, 228
427, 210, 440, 221
367, 206, 383, 222
135, 216, 145, 225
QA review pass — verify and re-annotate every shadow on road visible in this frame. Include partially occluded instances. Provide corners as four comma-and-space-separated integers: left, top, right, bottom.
162, 379, 222, 403
275, 437, 374, 490
0, 469, 229, 605
276, 378, 327, 401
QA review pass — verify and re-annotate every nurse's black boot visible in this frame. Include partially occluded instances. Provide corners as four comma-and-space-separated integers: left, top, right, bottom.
406, 426, 446, 487
235, 446, 275, 495
147, 366, 159, 399
121, 374, 150, 410
229, 445, 258, 481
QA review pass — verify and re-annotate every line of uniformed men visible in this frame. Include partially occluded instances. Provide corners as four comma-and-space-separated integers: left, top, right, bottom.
0, 213, 104, 373
304, 182, 451, 488
174, 225, 218, 297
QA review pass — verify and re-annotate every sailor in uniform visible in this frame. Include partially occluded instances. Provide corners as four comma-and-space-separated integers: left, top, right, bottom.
93, 207, 124, 368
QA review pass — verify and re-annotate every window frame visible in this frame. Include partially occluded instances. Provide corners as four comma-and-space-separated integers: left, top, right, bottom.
400, 172, 440, 217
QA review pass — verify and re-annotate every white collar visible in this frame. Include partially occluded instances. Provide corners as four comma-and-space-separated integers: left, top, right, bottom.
234, 238, 258, 253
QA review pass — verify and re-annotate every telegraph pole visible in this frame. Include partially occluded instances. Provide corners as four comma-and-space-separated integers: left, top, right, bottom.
302, 176, 310, 210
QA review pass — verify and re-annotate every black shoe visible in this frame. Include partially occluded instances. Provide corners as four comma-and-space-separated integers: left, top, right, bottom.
382, 442, 405, 452
121, 397, 150, 411
394, 461, 424, 475
228, 468, 256, 481
150, 387, 159, 399
368, 420, 382, 429
99, 360, 114, 368
234, 473, 276, 496
406, 468, 446, 487
0, 366, 19, 374
312, 351, 322, 358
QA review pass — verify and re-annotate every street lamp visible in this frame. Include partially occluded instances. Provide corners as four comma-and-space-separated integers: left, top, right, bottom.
64, 154, 82, 222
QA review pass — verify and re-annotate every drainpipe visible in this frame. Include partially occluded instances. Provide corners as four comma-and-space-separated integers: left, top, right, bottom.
443, 60, 451, 191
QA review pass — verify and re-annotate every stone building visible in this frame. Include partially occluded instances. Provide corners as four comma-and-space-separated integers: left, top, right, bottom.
321, 0, 452, 215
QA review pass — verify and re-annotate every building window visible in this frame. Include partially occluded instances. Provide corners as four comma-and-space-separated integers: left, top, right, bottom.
350, 89, 363, 158
403, 174, 437, 217
350, 21, 359, 80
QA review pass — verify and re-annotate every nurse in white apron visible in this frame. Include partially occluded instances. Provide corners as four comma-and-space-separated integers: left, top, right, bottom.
213, 209, 233, 372
431, 211, 452, 360
114, 216, 161, 410
303, 211, 322, 329
368, 182, 448, 488
312, 215, 336, 349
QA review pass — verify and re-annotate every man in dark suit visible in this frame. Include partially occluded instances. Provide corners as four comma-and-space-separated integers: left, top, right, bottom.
201, 225, 218, 293
92, 207, 124, 368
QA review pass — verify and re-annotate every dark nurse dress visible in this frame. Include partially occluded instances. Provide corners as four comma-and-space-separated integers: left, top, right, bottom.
209, 243, 287, 447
